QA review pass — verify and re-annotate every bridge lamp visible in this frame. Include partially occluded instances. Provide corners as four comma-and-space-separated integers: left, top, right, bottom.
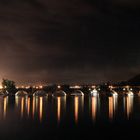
130, 88, 133, 91
26, 86, 30, 89
0, 85, 3, 89
39, 86, 43, 89
91, 85, 96, 89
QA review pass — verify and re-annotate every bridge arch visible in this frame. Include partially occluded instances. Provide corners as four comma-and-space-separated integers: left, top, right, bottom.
33, 90, 48, 97
15, 90, 28, 97
71, 90, 84, 96
52, 90, 67, 97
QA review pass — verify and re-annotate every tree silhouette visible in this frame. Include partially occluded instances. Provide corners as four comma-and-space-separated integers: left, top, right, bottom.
2, 79, 16, 95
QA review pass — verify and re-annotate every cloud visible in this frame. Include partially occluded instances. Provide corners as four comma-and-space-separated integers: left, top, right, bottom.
0, 0, 139, 84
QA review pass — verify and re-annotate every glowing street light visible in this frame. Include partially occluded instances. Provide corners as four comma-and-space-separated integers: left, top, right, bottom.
91, 85, 96, 89
39, 85, 43, 89
0, 85, 3, 89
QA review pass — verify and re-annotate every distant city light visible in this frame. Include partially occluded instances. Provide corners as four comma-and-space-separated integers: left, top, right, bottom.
57, 85, 61, 89
126, 85, 129, 89
26, 86, 30, 89
91, 85, 96, 89
39, 86, 43, 89
123, 88, 126, 91
109, 86, 113, 89
70, 85, 81, 89
130, 88, 133, 91
0, 85, 3, 89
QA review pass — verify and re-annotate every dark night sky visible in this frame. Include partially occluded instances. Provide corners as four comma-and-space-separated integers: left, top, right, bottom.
0, 0, 140, 85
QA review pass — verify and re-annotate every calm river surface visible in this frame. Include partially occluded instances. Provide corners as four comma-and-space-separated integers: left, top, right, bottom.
0, 95, 140, 140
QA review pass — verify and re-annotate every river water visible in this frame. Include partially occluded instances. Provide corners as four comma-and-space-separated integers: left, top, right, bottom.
0, 95, 140, 140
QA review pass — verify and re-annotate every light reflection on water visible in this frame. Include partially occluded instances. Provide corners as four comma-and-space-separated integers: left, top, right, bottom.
57, 97, 61, 123
74, 97, 79, 123
73, 96, 84, 124
89, 96, 100, 122
123, 95, 134, 119
35, 97, 38, 116
0, 95, 138, 123
20, 97, 24, 118
91, 97, 97, 121
108, 96, 118, 121
15, 96, 46, 121
27, 97, 30, 117
32, 96, 35, 118
3, 96, 8, 119
39, 97, 43, 122
53, 96, 66, 124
